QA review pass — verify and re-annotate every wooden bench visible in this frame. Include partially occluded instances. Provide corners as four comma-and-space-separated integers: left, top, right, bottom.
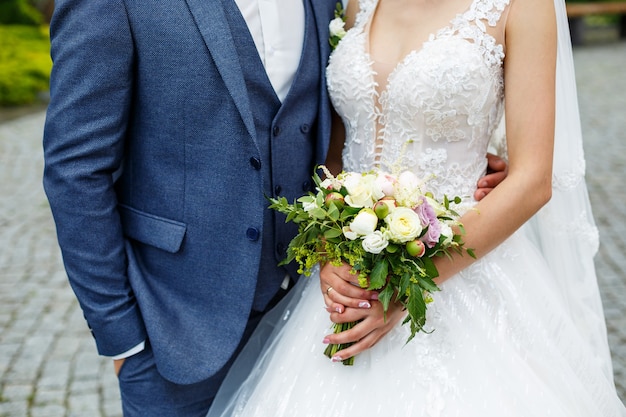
566, 2, 626, 45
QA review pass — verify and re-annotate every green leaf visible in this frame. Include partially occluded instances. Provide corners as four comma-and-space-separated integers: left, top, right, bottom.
406, 282, 427, 329
399, 272, 411, 299
369, 259, 388, 290
312, 169, 323, 188
421, 256, 439, 279
308, 207, 327, 220
323, 228, 343, 239
377, 285, 395, 314
327, 203, 340, 221
342, 206, 361, 216
417, 275, 440, 293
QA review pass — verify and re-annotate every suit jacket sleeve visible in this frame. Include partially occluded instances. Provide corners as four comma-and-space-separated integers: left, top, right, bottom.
43, 0, 147, 356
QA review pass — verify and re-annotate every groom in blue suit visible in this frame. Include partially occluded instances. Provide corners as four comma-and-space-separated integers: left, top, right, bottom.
43, 0, 336, 414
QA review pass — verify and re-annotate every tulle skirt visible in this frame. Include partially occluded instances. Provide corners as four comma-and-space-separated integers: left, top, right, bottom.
207, 229, 626, 417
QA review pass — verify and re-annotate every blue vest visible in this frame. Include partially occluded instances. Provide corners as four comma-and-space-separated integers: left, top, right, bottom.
223, 0, 322, 310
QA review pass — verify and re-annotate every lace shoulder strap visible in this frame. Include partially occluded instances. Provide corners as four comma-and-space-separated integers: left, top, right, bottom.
434, 0, 510, 66
353, 0, 378, 28
452, 0, 511, 31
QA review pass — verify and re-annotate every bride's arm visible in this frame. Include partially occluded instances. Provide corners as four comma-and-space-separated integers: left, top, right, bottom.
433, 0, 557, 284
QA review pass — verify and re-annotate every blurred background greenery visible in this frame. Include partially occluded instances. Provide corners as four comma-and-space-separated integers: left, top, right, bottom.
1, 0, 52, 107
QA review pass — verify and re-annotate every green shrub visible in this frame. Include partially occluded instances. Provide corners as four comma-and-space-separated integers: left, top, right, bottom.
0, 0, 44, 25
0, 25, 52, 106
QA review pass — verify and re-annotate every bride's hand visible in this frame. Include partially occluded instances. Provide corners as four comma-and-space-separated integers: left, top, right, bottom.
324, 297, 406, 362
320, 262, 379, 314
319, 262, 406, 361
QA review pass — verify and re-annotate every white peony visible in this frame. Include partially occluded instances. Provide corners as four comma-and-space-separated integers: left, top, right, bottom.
343, 173, 384, 208
375, 172, 396, 197
347, 208, 379, 236
342, 225, 358, 241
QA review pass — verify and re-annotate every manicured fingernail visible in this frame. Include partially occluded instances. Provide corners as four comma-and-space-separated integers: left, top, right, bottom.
358, 301, 371, 308
331, 355, 342, 362
323, 337, 330, 344
335, 306, 343, 313
370, 293, 378, 300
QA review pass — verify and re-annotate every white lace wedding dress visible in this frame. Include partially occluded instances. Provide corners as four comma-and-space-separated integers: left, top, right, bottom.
207, 0, 626, 415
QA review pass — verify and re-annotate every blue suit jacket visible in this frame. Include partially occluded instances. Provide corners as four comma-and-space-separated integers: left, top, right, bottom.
43, 0, 334, 384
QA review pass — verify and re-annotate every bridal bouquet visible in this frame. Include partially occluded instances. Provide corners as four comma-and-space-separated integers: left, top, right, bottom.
269, 167, 473, 365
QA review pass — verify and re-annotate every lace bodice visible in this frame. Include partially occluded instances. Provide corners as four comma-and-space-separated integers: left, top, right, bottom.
327, 0, 509, 205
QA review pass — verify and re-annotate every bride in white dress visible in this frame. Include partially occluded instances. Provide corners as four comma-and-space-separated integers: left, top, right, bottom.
207, 0, 626, 414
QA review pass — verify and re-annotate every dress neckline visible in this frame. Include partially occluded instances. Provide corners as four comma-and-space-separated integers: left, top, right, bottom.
364, 0, 478, 95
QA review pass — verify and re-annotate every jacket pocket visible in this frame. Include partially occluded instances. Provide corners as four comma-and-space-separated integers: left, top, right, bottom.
119, 204, 187, 253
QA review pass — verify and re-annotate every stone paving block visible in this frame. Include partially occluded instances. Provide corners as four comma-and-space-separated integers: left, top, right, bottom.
33, 388, 65, 407
38, 361, 70, 390
0, 401, 29, 417
67, 392, 101, 416
1, 383, 33, 402
30, 404, 66, 417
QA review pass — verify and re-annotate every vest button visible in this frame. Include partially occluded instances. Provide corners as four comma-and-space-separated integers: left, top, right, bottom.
274, 185, 282, 195
277, 242, 286, 255
272, 126, 281, 137
300, 123, 310, 134
249, 157, 262, 170
302, 180, 312, 192
246, 227, 260, 241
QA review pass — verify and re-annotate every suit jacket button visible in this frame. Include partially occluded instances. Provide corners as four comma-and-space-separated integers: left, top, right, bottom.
272, 126, 281, 137
246, 227, 260, 241
249, 157, 262, 170
302, 180, 311, 192
274, 185, 282, 195
300, 123, 310, 133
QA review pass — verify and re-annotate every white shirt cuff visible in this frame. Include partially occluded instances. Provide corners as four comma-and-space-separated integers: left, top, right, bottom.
110, 340, 146, 360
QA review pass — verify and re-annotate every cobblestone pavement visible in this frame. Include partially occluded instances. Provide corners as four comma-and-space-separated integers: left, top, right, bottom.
1, 42, 625, 416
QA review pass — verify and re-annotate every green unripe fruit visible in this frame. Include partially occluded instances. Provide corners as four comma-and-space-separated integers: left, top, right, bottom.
373, 200, 389, 219
324, 192, 345, 210
406, 239, 426, 257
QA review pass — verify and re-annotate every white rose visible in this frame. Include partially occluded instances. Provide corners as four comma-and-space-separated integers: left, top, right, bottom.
343, 173, 383, 208
439, 223, 454, 246
329, 17, 346, 38
362, 231, 389, 254
348, 208, 379, 236
385, 207, 423, 243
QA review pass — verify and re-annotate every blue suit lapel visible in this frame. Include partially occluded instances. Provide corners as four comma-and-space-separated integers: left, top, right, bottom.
309, 0, 335, 164
184, 0, 256, 141
310, 0, 334, 66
